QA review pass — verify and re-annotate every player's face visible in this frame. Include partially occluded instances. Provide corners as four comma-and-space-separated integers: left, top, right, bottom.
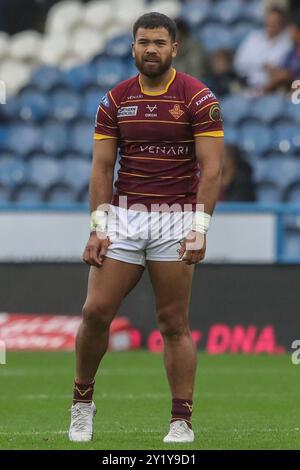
132, 27, 178, 78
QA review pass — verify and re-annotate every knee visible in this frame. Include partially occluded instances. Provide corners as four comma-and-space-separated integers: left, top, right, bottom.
157, 305, 189, 339
82, 302, 113, 332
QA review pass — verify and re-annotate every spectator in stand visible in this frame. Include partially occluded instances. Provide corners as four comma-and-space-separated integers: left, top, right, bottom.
234, 7, 292, 92
218, 145, 256, 202
206, 49, 244, 97
262, 17, 300, 93
173, 18, 209, 80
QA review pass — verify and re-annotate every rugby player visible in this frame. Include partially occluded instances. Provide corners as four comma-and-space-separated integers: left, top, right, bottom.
69, 12, 224, 443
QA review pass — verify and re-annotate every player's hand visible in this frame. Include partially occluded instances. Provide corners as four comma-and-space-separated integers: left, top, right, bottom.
177, 230, 206, 265
82, 232, 112, 268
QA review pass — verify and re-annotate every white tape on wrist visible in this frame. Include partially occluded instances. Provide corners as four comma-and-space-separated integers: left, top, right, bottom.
90, 210, 108, 233
191, 211, 211, 234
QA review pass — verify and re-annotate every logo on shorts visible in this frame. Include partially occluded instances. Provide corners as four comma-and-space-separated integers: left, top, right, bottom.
169, 104, 184, 120
209, 104, 222, 122
117, 106, 138, 117
101, 93, 110, 108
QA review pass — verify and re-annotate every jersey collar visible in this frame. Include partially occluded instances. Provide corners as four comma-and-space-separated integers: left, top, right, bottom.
138, 68, 176, 96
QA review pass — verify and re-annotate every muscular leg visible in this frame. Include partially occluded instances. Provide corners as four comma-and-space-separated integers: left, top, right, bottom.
76, 258, 144, 383
147, 261, 196, 400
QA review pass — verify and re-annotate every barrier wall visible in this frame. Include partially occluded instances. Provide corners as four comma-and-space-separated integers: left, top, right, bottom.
1, 263, 299, 353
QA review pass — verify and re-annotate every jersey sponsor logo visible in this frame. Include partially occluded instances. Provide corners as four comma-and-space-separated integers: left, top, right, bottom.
139, 144, 190, 156
209, 104, 222, 122
101, 93, 110, 108
169, 104, 184, 120
126, 94, 143, 100
195, 91, 215, 107
117, 106, 138, 117
145, 104, 158, 117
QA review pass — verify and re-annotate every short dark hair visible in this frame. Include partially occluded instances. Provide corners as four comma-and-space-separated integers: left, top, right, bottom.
133, 12, 177, 42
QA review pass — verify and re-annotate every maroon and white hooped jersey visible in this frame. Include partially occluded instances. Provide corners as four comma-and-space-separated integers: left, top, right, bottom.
94, 69, 224, 210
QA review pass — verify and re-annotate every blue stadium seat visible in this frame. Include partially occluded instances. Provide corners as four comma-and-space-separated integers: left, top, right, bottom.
105, 33, 132, 58
249, 95, 284, 124
245, 0, 264, 23
181, 1, 211, 28
62, 64, 95, 90
266, 155, 300, 188
221, 95, 250, 125
45, 183, 77, 204
42, 121, 68, 155
69, 121, 94, 155
77, 183, 88, 203
27, 156, 62, 189
92, 58, 128, 88
126, 60, 138, 78
12, 183, 44, 204
284, 230, 300, 258
50, 88, 81, 121
255, 181, 282, 202
81, 88, 106, 119
62, 157, 91, 190
241, 124, 273, 155
223, 125, 238, 145
273, 124, 300, 153
197, 23, 234, 52
0, 126, 8, 150
232, 22, 257, 49
30, 66, 64, 91
18, 90, 50, 121
284, 181, 300, 202
0, 157, 26, 187
7, 124, 42, 157
212, 0, 244, 24
0, 184, 11, 202
284, 100, 300, 124
251, 157, 269, 183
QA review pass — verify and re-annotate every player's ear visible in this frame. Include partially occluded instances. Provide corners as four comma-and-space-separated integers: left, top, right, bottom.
131, 42, 135, 58
172, 42, 178, 59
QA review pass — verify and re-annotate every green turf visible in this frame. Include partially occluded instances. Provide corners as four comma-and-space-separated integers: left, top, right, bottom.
0, 351, 299, 450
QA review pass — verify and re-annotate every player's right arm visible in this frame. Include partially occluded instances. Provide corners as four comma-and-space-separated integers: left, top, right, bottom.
83, 92, 119, 268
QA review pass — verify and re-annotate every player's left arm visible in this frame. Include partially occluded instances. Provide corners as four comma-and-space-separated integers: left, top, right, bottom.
179, 136, 224, 265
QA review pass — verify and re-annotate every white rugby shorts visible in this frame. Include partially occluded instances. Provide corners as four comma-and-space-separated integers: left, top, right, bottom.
105, 205, 193, 267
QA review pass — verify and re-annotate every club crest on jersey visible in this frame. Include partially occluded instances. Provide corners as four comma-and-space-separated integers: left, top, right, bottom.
169, 104, 184, 120
209, 104, 222, 122
101, 93, 110, 108
117, 106, 138, 117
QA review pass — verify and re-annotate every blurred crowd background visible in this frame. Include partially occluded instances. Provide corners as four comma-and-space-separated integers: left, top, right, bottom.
0, 0, 300, 208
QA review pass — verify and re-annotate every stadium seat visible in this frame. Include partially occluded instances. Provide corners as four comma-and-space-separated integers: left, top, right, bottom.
27, 156, 62, 189
223, 125, 238, 145
12, 182, 44, 204
0, 32, 8, 60
144, 0, 181, 19
7, 124, 42, 157
232, 22, 257, 49
255, 181, 282, 202
0, 183, 11, 202
249, 95, 285, 124
39, 33, 69, 66
46, 0, 83, 34
62, 64, 95, 91
245, 0, 264, 23
62, 157, 91, 190
284, 181, 300, 203
44, 182, 77, 204
251, 157, 268, 184
83, 0, 112, 29
77, 183, 89, 202
92, 57, 128, 88
0, 157, 26, 187
273, 124, 300, 154
284, 230, 300, 258
50, 88, 81, 121
241, 124, 273, 155
180, 1, 211, 27
114, 0, 146, 28
0, 126, 8, 150
105, 33, 133, 59
30, 66, 64, 92
18, 90, 50, 121
68, 121, 94, 155
284, 99, 300, 124
81, 88, 106, 119
266, 155, 300, 188
0, 59, 33, 96
221, 95, 250, 125
212, 0, 244, 24
71, 26, 105, 62
9, 30, 41, 62
197, 23, 234, 52
42, 122, 68, 155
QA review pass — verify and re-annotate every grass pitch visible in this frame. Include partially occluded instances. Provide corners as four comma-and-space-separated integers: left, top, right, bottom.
0, 351, 299, 450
